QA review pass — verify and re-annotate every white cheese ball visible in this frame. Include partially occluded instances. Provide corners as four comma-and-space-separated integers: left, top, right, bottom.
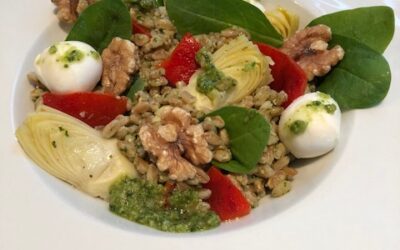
34, 41, 102, 94
278, 92, 341, 159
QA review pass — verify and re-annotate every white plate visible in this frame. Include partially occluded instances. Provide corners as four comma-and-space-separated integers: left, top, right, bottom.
1, 1, 400, 249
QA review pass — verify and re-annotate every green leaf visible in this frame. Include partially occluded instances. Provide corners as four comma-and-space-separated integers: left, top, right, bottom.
211, 160, 250, 175
127, 76, 146, 100
166, 0, 283, 47
318, 35, 391, 111
207, 106, 270, 174
308, 6, 394, 53
66, 0, 131, 53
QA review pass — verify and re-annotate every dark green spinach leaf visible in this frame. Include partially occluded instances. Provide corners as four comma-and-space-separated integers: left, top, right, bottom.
309, 6, 394, 53
66, 0, 131, 53
207, 106, 270, 174
127, 76, 146, 100
166, 0, 283, 47
318, 35, 391, 111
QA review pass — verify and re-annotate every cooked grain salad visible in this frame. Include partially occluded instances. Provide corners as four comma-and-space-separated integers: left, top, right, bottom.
16, 0, 394, 232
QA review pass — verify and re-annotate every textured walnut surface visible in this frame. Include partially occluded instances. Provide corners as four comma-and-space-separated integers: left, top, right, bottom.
52, 0, 96, 23
139, 106, 212, 182
281, 24, 345, 81
101, 37, 140, 95
76, 0, 96, 14
52, 0, 79, 23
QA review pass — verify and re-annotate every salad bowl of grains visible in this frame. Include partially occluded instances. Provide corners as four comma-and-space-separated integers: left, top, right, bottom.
3, 0, 399, 245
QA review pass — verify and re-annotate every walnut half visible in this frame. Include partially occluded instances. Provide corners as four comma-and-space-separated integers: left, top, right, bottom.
52, 0, 96, 23
101, 37, 140, 95
52, 0, 79, 23
280, 24, 345, 81
139, 106, 212, 182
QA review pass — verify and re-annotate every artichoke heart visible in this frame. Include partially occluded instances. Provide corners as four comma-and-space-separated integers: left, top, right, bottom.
187, 35, 273, 111
265, 7, 300, 38
15, 105, 136, 200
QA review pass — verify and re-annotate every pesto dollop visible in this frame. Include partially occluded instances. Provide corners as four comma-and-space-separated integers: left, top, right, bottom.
195, 49, 237, 96
109, 178, 220, 232
306, 100, 337, 114
285, 93, 338, 135
242, 61, 257, 72
61, 47, 85, 64
48, 45, 58, 54
289, 120, 308, 135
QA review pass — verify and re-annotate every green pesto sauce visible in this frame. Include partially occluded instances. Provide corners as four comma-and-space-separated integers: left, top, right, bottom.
324, 104, 337, 114
62, 48, 85, 63
242, 61, 257, 72
58, 126, 70, 137
306, 100, 337, 114
55, 47, 86, 68
48, 45, 58, 54
317, 92, 331, 100
89, 50, 101, 60
289, 120, 308, 135
286, 93, 338, 136
195, 49, 237, 96
109, 178, 220, 233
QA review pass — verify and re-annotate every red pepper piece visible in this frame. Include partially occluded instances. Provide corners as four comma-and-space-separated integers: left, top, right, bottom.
132, 19, 151, 37
204, 167, 251, 221
163, 181, 176, 208
256, 42, 308, 107
43, 92, 127, 127
162, 33, 202, 86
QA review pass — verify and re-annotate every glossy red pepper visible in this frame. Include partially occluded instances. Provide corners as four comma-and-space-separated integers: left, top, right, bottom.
43, 92, 127, 127
204, 167, 251, 221
256, 42, 308, 107
162, 33, 202, 86
132, 19, 151, 37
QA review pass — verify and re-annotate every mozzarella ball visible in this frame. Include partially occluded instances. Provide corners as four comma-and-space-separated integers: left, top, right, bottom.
34, 41, 102, 94
278, 92, 341, 159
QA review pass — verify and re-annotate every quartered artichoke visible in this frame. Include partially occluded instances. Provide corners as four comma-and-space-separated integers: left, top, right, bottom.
265, 7, 300, 39
186, 35, 273, 111
16, 105, 136, 200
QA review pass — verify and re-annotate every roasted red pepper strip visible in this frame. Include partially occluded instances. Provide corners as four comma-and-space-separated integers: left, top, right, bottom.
256, 42, 308, 107
162, 33, 201, 86
204, 167, 251, 221
43, 92, 127, 127
163, 181, 176, 208
132, 19, 151, 37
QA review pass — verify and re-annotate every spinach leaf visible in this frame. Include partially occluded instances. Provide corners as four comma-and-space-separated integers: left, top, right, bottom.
127, 76, 146, 100
309, 6, 394, 110
318, 35, 391, 111
66, 0, 131, 53
309, 6, 394, 53
166, 0, 283, 47
207, 106, 270, 174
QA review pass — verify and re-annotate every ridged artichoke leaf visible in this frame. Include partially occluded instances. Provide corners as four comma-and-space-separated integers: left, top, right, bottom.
213, 35, 273, 104
16, 105, 136, 200
186, 35, 273, 111
265, 8, 299, 38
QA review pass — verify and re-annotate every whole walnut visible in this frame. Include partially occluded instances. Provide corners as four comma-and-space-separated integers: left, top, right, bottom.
101, 37, 140, 95
281, 24, 345, 81
139, 106, 212, 182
